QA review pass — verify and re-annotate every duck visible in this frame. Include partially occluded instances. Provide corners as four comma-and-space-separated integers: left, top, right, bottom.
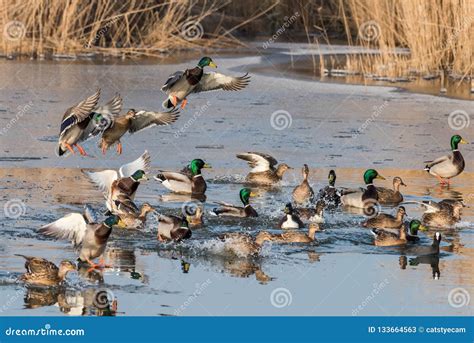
256, 223, 320, 244
340, 169, 385, 209
371, 225, 407, 247
362, 206, 407, 229
155, 159, 211, 195
98, 108, 180, 155
161, 57, 250, 109
57, 90, 123, 156
317, 169, 341, 208
219, 233, 264, 257
16, 255, 76, 287
424, 135, 468, 184
421, 201, 463, 228
405, 219, 427, 242
84, 151, 150, 213
292, 164, 314, 204
157, 215, 192, 242
117, 202, 155, 229
296, 200, 325, 224
377, 177, 406, 204
237, 152, 291, 186
278, 203, 304, 229
183, 202, 204, 227
210, 188, 258, 217
39, 205, 125, 269
403, 232, 442, 256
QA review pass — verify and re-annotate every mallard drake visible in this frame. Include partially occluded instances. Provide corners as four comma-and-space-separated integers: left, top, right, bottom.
371, 225, 407, 247
424, 135, 468, 184
362, 206, 407, 229
99, 108, 179, 155
422, 201, 463, 228
155, 159, 211, 195
220, 233, 263, 257
16, 255, 76, 287
84, 151, 150, 213
57, 89, 117, 156
340, 169, 385, 209
292, 164, 314, 204
296, 200, 325, 224
317, 170, 341, 208
118, 202, 155, 229
210, 188, 258, 217
278, 203, 304, 229
256, 223, 319, 244
405, 220, 427, 242
161, 57, 250, 109
403, 232, 442, 256
39, 205, 125, 268
157, 215, 192, 242
237, 152, 291, 186
377, 177, 406, 204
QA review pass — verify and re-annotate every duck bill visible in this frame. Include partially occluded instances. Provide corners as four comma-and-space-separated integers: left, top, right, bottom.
203, 163, 212, 169
401, 182, 407, 187
117, 219, 127, 228
460, 138, 469, 144
209, 61, 217, 68
249, 192, 258, 197
419, 225, 428, 232
376, 175, 386, 180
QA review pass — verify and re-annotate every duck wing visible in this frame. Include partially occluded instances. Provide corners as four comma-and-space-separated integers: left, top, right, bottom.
59, 89, 101, 138
236, 152, 277, 173
83, 169, 119, 194
119, 150, 151, 177
193, 73, 250, 93
424, 155, 450, 168
161, 71, 185, 92
87, 93, 123, 138
128, 108, 180, 134
15, 255, 59, 275
39, 213, 89, 246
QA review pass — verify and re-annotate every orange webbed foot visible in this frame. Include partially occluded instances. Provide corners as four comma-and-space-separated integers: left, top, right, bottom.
180, 98, 188, 109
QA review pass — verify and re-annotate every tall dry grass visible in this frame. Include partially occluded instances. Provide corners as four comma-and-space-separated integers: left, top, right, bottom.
341, 0, 473, 80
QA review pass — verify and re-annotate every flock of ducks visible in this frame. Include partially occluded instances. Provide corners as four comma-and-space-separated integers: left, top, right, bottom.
15, 57, 470, 288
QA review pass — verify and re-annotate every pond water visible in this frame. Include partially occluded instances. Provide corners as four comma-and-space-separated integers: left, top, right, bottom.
0, 51, 472, 316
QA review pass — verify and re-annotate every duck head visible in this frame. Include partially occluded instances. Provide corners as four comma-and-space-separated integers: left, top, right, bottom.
328, 170, 337, 186
396, 206, 407, 219
131, 169, 148, 182
363, 169, 385, 184
239, 188, 256, 205
197, 57, 217, 68
393, 176, 407, 190
283, 202, 294, 215
451, 135, 468, 150
190, 159, 211, 175
408, 220, 427, 236
104, 215, 126, 228
58, 260, 77, 279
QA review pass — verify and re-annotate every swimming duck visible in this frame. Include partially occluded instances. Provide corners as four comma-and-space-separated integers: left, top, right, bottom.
99, 108, 180, 155
157, 215, 192, 242
219, 233, 264, 257
16, 255, 76, 287
424, 135, 468, 184
421, 201, 463, 228
39, 205, 125, 268
340, 169, 385, 209
377, 177, 406, 204
117, 202, 155, 229
256, 223, 319, 244
317, 170, 341, 208
155, 159, 211, 195
292, 164, 314, 204
210, 188, 258, 217
84, 151, 150, 213
57, 89, 105, 156
403, 232, 442, 256
371, 225, 407, 247
161, 57, 250, 109
405, 220, 427, 242
237, 152, 291, 186
362, 206, 407, 229
296, 200, 325, 224
278, 203, 304, 229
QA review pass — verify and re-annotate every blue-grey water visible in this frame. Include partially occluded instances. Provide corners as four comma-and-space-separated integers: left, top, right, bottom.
0, 51, 473, 316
